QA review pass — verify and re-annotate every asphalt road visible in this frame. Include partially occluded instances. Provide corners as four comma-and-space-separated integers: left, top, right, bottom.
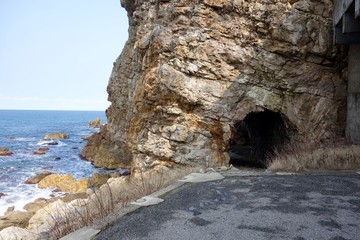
96, 173, 360, 240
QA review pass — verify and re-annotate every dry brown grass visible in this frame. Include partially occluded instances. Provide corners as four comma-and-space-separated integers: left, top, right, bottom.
47, 183, 117, 239
267, 140, 360, 172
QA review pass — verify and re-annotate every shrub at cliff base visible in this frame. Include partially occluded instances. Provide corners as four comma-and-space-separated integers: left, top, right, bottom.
268, 142, 360, 172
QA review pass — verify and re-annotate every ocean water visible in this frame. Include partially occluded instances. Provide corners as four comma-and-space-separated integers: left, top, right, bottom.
0, 110, 111, 215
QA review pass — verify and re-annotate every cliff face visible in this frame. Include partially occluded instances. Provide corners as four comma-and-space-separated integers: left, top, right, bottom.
81, 0, 347, 170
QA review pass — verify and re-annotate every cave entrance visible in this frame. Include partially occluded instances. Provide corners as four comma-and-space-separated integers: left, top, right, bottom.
229, 109, 288, 168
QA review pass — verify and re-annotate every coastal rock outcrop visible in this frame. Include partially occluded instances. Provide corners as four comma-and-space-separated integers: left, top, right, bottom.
89, 118, 103, 128
82, 0, 347, 170
43, 132, 69, 140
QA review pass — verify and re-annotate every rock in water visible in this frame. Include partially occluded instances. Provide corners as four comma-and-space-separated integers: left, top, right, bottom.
89, 118, 103, 128
82, 0, 347, 170
43, 132, 69, 140
0, 148, 13, 156
33, 147, 49, 155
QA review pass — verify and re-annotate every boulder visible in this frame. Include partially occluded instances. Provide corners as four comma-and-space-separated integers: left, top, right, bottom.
0, 211, 33, 230
33, 147, 49, 155
38, 174, 73, 189
27, 199, 68, 232
91, 173, 111, 188
89, 118, 103, 128
27, 199, 86, 234
38, 174, 90, 193
0, 148, 12, 156
23, 198, 50, 214
0, 226, 38, 240
61, 192, 88, 203
57, 178, 90, 193
24, 171, 53, 184
43, 132, 69, 140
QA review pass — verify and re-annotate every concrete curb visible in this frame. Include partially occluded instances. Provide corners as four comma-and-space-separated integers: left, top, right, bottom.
178, 172, 224, 183
60, 227, 101, 240
131, 196, 164, 206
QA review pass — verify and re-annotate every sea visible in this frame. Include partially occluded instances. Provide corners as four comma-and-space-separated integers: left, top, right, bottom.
0, 110, 113, 215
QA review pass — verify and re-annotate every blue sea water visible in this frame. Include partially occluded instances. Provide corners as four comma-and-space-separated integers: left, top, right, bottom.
0, 110, 111, 215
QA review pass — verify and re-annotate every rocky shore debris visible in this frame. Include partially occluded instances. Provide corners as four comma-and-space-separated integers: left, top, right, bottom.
43, 132, 69, 140
33, 147, 49, 155
38, 174, 90, 193
89, 118, 102, 128
24, 172, 53, 184
0, 148, 13, 156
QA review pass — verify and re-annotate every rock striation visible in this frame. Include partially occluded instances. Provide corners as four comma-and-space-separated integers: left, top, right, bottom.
82, 0, 347, 170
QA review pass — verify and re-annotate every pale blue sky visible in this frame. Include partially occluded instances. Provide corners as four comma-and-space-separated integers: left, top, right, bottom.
0, 0, 128, 111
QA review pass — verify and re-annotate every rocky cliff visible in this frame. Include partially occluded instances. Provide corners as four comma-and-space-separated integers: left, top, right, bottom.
81, 0, 347, 170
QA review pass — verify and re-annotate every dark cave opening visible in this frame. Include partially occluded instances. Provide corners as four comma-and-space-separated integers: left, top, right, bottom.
229, 109, 288, 168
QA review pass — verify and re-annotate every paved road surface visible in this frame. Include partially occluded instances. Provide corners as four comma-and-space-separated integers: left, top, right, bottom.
96, 173, 360, 240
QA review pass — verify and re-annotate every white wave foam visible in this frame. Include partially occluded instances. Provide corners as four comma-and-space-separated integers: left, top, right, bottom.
0, 185, 54, 216
36, 140, 67, 147
14, 137, 37, 142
